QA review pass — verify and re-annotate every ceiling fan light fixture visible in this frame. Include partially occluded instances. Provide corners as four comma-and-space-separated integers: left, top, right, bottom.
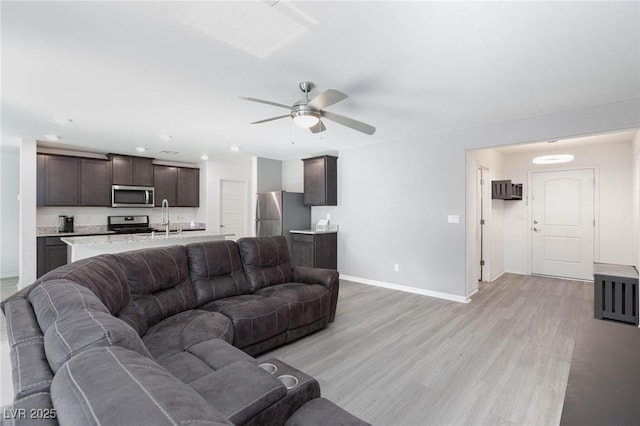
532, 154, 574, 164
292, 108, 320, 128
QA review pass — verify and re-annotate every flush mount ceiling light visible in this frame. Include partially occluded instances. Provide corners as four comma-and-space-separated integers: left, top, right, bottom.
230, 145, 241, 152
532, 154, 574, 164
159, 134, 172, 142
44, 134, 60, 141
136, 147, 147, 152
201, 154, 209, 160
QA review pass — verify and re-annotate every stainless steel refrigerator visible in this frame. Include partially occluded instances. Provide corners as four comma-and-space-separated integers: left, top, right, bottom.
256, 191, 310, 251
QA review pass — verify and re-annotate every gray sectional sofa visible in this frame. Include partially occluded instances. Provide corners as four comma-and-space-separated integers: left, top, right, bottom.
1, 236, 369, 426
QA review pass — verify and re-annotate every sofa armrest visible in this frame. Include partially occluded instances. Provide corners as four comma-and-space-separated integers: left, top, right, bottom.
293, 267, 339, 322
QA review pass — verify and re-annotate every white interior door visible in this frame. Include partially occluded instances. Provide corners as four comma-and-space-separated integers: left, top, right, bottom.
219, 179, 246, 240
531, 169, 594, 280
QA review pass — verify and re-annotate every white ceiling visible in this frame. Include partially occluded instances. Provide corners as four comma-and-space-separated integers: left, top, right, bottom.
2, 1, 639, 163
493, 130, 638, 155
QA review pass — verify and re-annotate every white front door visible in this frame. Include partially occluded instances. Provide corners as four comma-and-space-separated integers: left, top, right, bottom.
531, 169, 594, 280
219, 179, 246, 240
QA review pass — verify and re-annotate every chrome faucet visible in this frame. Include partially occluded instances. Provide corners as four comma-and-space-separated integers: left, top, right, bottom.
161, 198, 170, 237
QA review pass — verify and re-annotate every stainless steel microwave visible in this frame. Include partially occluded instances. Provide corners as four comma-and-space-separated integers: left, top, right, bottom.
111, 185, 155, 208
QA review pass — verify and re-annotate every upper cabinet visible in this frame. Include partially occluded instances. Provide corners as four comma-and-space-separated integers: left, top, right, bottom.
303, 155, 337, 206
111, 154, 153, 186
37, 154, 111, 207
491, 180, 523, 200
154, 165, 199, 207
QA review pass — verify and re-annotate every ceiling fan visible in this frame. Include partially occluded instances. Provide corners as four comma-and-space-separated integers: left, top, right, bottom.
240, 81, 375, 135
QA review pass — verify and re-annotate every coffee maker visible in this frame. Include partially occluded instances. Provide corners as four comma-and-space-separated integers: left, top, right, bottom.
58, 215, 74, 233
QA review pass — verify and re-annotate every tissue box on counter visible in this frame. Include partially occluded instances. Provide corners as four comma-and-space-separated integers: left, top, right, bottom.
315, 220, 339, 232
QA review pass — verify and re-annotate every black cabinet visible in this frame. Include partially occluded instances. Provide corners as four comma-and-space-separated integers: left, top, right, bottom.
111, 154, 153, 186
38, 154, 78, 206
154, 165, 199, 207
37, 237, 68, 278
303, 155, 337, 206
37, 154, 111, 207
154, 165, 178, 207
292, 232, 337, 269
177, 167, 200, 207
79, 158, 112, 206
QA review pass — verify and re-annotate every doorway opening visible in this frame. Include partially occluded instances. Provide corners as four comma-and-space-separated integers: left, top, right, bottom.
218, 179, 247, 241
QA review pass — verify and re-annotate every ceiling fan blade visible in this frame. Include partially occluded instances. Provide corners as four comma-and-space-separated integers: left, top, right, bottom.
308, 89, 348, 109
250, 114, 290, 124
309, 120, 326, 134
239, 97, 291, 110
321, 110, 376, 135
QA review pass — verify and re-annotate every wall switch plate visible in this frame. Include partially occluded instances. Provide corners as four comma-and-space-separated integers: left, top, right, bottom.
448, 215, 460, 224
394, 264, 400, 272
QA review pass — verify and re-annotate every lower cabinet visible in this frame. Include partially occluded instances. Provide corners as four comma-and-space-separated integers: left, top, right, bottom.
37, 237, 68, 278
292, 233, 337, 269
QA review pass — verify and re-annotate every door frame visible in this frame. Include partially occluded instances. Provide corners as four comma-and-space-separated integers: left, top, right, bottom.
217, 178, 249, 240
477, 165, 491, 284
527, 165, 600, 276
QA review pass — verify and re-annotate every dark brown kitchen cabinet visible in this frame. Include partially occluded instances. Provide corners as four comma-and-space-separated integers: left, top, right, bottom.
177, 167, 199, 207
38, 154, 111, 207
38, 154, 78, 206
154, 165, 199, 207
111, 154, 153, 186
292, 232, 337, 269
153, 165, 177, 207
79, 158, 112, 206
37, 237, 68, 278
303, 155, 337, 206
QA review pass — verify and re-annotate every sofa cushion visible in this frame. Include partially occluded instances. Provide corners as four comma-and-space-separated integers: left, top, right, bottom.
158, 338, 254, 384
28, 279, 109, 333
3, 297, 43, 348
51, 346, 232, 426
38, 254, 148, 336
255, 283, 331, 329
10, 339, 53, 400
285, 397, 372, 426
238, 236, 294, 291
142, 310, 233, 360
186, 240, 252, 305
44, 310, 151, 373
189, 360, 287, 425
116, 245, 196, 329
199, 294, 289, 351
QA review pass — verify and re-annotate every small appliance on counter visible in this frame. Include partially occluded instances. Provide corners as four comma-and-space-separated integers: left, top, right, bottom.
107, 215, 154, 234
315, 220, 338, 232
58, 215, 74, 233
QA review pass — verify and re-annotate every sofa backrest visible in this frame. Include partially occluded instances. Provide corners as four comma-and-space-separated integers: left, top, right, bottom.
115, 245, 196, 329
237, 236, 294, 291
186, 240, 252, 306
38, 254, 148, 335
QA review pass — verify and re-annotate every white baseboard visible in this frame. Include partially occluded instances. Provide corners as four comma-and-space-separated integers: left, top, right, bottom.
489, 271, 506, 282
341, 275, 470, 304
468, 288, 479, 298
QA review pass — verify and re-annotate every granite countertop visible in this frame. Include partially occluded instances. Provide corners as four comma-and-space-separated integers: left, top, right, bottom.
37, 224, 206, 238
290, 229, 338, 235
61, 231, 234, 247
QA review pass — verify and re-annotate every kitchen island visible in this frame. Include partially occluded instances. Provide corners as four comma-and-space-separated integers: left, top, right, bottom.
62, 231, 234, 262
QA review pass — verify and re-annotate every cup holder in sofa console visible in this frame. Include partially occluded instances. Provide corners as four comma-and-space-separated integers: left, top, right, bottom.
258, 363, 277, 374
277, 375, 299, 390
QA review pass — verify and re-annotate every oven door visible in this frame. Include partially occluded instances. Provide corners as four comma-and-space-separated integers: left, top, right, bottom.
112, 185, 155, 207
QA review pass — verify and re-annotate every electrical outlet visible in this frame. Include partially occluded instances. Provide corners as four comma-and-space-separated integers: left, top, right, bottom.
394, 264, 400, 272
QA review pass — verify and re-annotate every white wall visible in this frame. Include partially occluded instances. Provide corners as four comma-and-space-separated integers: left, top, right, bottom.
314, 99, 639, 300
632, 131, 640, 270
0, 147, 20, 277
19, 139, 37, 287
501, 139, 635, 273
282, 159, 304, 193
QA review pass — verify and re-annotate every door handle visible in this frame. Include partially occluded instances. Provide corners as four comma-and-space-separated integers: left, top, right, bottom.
533, 220, 538, 224
533, 227, 542, 232
220, 225, 225, 228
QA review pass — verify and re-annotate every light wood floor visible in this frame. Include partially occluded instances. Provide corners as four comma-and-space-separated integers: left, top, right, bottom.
260, 274, 593, 426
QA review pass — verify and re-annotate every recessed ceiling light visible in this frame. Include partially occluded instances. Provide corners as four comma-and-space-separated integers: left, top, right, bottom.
532, 154, 574, 165
53, 116, 72, 126
136, 147, 147, 152
201, 154, 209, 160
159, 134, 172, 142
44, 134, 60, 141
230, 145, 241, 152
